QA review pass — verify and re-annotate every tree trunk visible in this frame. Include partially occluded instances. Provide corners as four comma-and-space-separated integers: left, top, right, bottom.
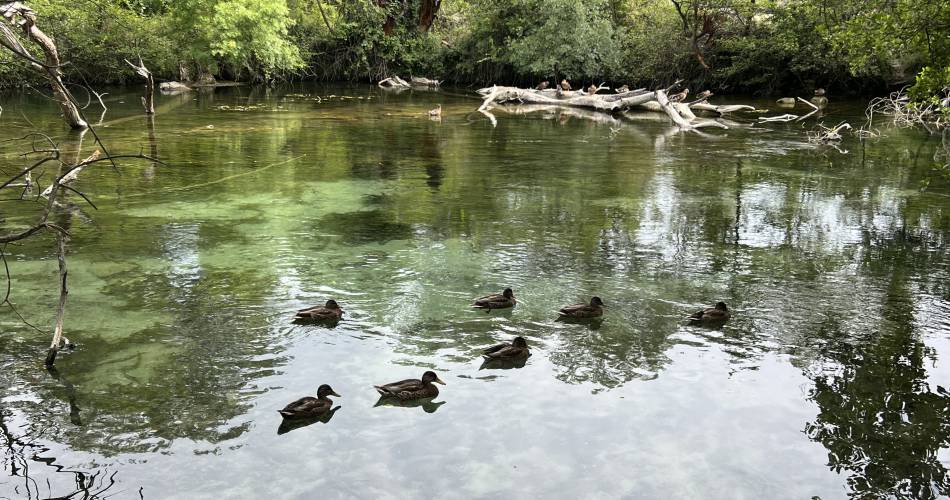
418, 0, 441, 32
0, 2, 87, 129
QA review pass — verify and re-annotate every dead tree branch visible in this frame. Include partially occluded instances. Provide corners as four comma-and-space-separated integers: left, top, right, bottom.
125, 56, 155, 114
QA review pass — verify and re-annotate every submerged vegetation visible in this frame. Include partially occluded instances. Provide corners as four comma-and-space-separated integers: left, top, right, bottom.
0, 0, 948, 106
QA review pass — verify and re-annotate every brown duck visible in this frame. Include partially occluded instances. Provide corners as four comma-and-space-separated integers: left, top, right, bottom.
557, 296, 605, 319
278, 384, 341, 419
688, 302, 731, 324
295, 299, 344, 322
560, 79, 572, 91
472, 288, 516, 310
536, 81, 549, 90
482, 336, 530, 360
374, 371, 446, 401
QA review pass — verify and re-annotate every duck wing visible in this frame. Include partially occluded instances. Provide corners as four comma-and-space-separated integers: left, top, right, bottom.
375, 378, 424, 396
472, 293, 507, 308
687, 308, 708, 320
482, 342, 509, 356
295, 306, 342, 320
279, 396, 329, 417
483, 345, 526, 359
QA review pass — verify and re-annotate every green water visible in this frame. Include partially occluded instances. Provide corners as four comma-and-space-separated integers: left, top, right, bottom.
1, 84, 949, 499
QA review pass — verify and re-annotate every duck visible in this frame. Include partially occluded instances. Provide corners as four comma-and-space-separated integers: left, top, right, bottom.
587, 84, 598, 95
693, 90, 713, 101
535, 81, 549, 90
294, 299, 343, 322
482, 336, 530, 360
557, 296, 605, 319
278, 384, 341, 419
472, 288, 516, 310
669, 88, 689, 102
428, 104, 442, 117
688, 302, 731, 324
615, 84, 629, 93
375, 370, 446, 400
560, 79, 572, 91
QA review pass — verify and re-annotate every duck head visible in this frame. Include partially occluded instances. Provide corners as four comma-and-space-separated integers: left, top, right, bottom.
503, 288, 514, 299
512, 336, 528, 348
590, 296, 605, 307
422, 370, 446, 385
715, 301, 729, 311
325, 299, 340, 309
317, 384, 341, 398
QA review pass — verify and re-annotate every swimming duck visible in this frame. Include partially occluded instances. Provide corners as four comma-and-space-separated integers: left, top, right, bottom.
375, 370, 445, 400
482, 336, 530, 360
294, 299, 343, 322
278, 384, 341, 419
557, 296, 605, 319
560, 79, 572, 91
472, 288, 516, 310
688, 302, 731, 323
428, 104, 442, 117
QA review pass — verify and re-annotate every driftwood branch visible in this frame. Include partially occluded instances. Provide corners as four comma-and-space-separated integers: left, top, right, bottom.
125, 57, 154, 114
0, 2, 87, 129
476, 84, 737, 130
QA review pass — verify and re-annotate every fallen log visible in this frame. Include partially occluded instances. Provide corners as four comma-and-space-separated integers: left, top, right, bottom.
410, 76, 440, 87
378, 75, 411, 88
476, 84, 741, 130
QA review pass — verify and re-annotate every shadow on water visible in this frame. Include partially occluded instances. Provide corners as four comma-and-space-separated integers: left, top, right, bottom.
479, 356, 530, 371
373, 397, 445, 414
276, 406, 341, 435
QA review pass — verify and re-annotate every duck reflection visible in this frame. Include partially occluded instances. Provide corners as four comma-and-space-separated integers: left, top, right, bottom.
479, 356, 529, 371
276, 406, 341, 435
373, 397, 445, 413
554, 316, 604, 330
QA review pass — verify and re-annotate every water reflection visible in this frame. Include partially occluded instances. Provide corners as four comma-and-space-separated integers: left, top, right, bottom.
803, 258, 950, 498
276, 406, 341, 435
373, 397, 445, 413
1, 84, 949, 498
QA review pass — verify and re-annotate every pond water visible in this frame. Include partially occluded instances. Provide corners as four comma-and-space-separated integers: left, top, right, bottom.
1, 84, 949, 499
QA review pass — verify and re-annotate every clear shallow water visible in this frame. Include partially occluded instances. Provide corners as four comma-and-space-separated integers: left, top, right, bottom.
1, 84, 949, 499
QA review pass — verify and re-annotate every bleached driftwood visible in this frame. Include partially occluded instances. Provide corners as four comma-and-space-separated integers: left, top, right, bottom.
808, 122, 852, 143
410, 76, 440, 87
476, 84, 744, 130
477, 86, 656, 113
691, 103, 757, 114
759, 114, 799, 123
125, 57, 154, 114
378, 76, 411, 88
41, 149, 101, 199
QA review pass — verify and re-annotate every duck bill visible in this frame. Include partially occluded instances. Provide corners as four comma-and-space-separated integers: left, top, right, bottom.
330, 390, 342, 397
434, 377, 446, 385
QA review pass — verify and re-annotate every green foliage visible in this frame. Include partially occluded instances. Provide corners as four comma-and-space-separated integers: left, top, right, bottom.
908, 65, 950, 119
1, 0, 950, 98
172, 0, 304, 80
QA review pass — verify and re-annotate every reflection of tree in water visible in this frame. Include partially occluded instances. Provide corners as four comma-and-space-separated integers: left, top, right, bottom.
548, 320, 671, 389
804, 274, 950, 499
1, 408, 128, 498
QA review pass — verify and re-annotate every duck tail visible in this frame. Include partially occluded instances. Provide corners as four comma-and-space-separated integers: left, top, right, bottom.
278, 410, 293, 418
374, 386, 390, 396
